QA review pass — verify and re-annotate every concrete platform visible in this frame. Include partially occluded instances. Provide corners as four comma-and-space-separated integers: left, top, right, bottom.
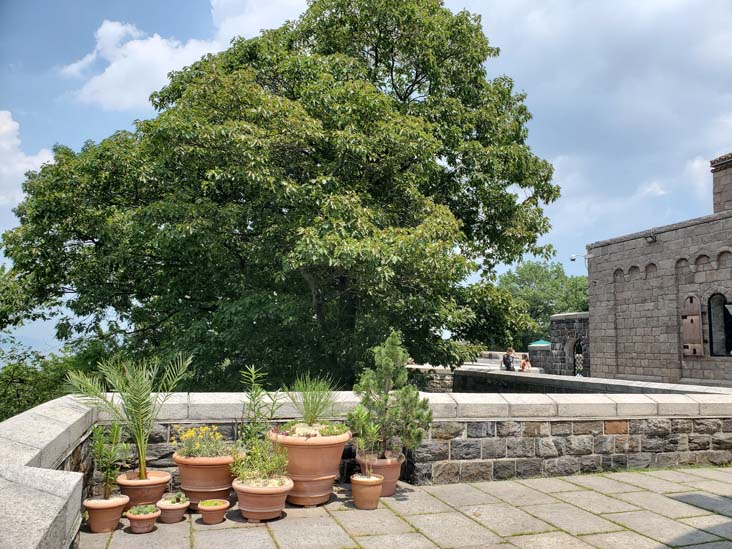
80, 466, 732, 548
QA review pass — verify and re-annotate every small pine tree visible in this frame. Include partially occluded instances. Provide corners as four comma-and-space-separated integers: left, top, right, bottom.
348, 331, 432, 459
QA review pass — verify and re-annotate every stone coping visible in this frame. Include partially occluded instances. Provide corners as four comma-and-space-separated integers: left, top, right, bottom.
549, 311, 589, 321
5, 387, 732, 548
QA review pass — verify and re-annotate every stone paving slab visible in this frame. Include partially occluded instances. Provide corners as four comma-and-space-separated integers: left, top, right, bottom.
604, 510, 720, 546
406, 511, 503, 547
460, 503, 555, 536
79, 466, 732, 549
557, 490, 640, 514
522, 502, 623, 535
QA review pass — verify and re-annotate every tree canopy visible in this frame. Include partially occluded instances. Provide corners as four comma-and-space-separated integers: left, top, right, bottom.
0, 0, 558, 387
498, 261, 588, 349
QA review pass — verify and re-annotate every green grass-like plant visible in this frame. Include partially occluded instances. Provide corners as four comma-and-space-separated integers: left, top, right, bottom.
231, 437, 288, 484
90, 422, 129, 499
199, 499, 225, 507
287, 372, 338, 426
67, 354, 191, 480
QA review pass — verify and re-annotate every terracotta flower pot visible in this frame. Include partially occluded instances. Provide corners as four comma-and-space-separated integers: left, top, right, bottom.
198, 499, 230, 524
173, 453, 234, 510
117, 470, 171, 510
356, 455, 402, 496
232, 477, 293, 522
268, 430, 351, 506
83, 495, 129, 533
351, 473, 384, 510
156, 498, 190, 524
127, 508, 161, 534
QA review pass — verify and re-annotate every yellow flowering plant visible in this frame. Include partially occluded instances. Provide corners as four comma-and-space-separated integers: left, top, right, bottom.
172, 425, 233, 458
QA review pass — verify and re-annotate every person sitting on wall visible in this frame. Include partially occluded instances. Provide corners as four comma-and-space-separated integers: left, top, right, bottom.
502, 348, 516, 371
520, 354, 531, 372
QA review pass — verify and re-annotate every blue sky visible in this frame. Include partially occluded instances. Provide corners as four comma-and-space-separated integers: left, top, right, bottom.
2, 0, 732, 352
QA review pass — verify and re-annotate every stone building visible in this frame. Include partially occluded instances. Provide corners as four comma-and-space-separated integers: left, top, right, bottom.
587, 152, 732, 385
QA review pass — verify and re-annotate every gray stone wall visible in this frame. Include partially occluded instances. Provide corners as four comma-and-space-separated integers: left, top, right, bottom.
409, 417, 732, 485
588, 207, 732, 385
547, 312, 590, 376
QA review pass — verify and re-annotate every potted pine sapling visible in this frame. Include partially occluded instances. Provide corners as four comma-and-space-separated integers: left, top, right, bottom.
348, 331, 432, 496
126, 504, 160, 534
172, 425, 234, 510
68, 354, 191, 509
268, 373, 351, 506
156, 492, 189, 524
349, 411, 384, 510
231, 366, 293, 522
83, 422, 130, 533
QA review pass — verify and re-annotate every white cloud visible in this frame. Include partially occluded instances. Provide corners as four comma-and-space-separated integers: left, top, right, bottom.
61, 2, 307, 111
0, 111, 52, 206
684, 156, 711, 200
636, 181, 670, 198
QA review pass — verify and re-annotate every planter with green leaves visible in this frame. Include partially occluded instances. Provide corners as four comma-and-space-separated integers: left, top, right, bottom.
348, 331, 432, 496
83, 422, 130, 533
198, 499, 230, 524
172, 425, 234, 510
126, 504, 160, 534
68, 355, 190, 509
268, 373, 350, 506
231, 366, 293, 521
350, 419, 384, 510
156, 492, 189, 524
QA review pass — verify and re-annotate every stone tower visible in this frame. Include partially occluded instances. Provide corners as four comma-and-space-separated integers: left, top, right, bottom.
712, 152, 732, 213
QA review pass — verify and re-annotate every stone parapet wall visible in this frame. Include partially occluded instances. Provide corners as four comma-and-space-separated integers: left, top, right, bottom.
410, 417, 732, 485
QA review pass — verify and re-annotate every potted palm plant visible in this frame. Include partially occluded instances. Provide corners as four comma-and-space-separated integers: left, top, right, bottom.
83, 422, 130, 532
231, 366, 293, 522
349, 413, 384, 510
172, 425, 234, 510
68, 354, 190, 509
348, 331, 432, 496
268, 373, 351, 506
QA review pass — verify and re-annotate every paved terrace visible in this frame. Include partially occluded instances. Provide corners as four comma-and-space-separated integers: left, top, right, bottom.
81, 467, 732, 549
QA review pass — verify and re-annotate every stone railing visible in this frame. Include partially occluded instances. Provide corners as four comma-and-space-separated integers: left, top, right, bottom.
4, 389, 732, 548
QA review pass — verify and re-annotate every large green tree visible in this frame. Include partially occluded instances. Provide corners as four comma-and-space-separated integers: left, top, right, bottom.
498, 261, 588, 349
0, 0, 558, 387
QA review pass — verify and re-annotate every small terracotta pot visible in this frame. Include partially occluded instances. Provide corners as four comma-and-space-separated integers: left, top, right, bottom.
268, 430, 351, 506
351, 474, 384, 510
173, 453, 234, 510
198, 499, 230, 524
84, 495, 129, 533
127, 508, 161, 534
232, 477, 293, 522
156, 497, 190, 524
117, 470, 171, 510
356, 455, 402, 496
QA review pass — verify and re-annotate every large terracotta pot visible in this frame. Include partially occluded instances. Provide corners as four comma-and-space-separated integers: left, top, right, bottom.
83, 495, 129, 533
156, 498, 190, 523
173, 453, 234, 510
356, 455, 402, 496
232, 477, 293, 522
117, 471, 171, 510
127, 508, 161, 534
268, 430, 351, 506
198, 499, 229, 524
351, 473, 383, 510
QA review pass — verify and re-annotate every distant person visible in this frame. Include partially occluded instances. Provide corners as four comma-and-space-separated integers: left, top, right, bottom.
502, 347, 515, 371
520, 354, 531, 372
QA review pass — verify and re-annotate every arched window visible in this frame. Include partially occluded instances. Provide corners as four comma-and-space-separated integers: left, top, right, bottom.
709, 294, 732, 356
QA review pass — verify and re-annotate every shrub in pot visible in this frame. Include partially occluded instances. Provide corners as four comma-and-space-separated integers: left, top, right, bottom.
172, 425, 234, 510
156, 491, 189, 524
350, 418, 384, 510
231, 366, 293, 522
198, 499, 230, 524
83, 422, 130, 533
68, 354, 191, 509
268, 373, 350, 506
348, 331, 432, 496
126, 504, 160, 534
